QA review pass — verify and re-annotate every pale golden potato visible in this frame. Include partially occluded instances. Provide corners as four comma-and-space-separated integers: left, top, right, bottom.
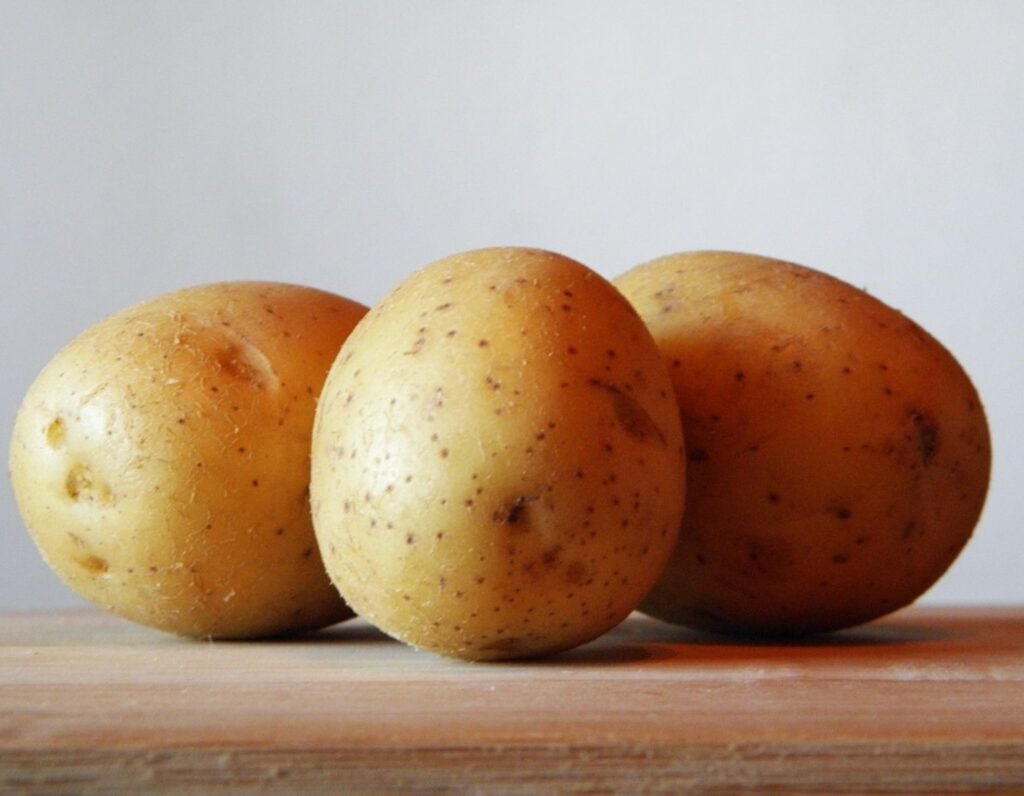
311, 247, 685, 660
614, 251, 991, 636
9, 282, 367, 638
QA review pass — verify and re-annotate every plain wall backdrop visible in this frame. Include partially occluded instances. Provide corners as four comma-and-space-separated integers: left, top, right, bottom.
2, 1, 1021, 611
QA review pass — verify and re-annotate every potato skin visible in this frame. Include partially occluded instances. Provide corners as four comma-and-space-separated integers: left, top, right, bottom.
311, 248, 686, 660
614, 251, 991, 636
9, 282, 367, 638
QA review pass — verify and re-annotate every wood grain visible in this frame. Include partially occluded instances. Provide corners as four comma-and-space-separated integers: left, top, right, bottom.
2, 606, 1023, 793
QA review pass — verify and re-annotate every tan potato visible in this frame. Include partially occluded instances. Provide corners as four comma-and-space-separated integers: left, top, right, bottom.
9, 282, 367, 638
614, 251, 991, 636
311, 247, 686, 660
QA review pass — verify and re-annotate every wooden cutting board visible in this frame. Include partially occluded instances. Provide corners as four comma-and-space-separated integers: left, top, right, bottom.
2, 606, 1023, 793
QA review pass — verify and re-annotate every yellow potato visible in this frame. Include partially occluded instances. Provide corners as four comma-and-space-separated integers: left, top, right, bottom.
9, 282, 367, 638
615, 251, 991, 635
311, 247, 685, 660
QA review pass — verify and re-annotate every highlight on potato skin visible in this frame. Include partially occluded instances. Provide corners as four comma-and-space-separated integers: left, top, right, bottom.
311, 247, 686, 661
8, 281, 367, 639
614, 251, 991, 637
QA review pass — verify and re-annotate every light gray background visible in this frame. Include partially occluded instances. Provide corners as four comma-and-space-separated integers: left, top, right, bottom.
2, 1, 1021, 610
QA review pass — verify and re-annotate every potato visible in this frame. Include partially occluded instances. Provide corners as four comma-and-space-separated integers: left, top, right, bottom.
311, 247, 686, 660
614, 251, 991, 636
9, 282, 367, 638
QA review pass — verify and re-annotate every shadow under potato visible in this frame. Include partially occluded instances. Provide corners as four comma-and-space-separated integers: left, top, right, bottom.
266, 610, 971, 667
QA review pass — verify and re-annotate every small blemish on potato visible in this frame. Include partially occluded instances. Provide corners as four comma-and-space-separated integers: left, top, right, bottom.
909, 409, 940, 465
831, 505, 853, 520
541, 545, 562, 569
832, 553, 850, 564
588, 379, 664, 444
77, 554, 110, 575
65, 464, 111, 503
46, 419, 65, 448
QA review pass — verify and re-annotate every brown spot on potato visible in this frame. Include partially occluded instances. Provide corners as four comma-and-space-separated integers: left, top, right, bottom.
541, 545, 563, 569
495, 494, 539, 527
737, 535, 796, 577
587, 379, 664, 444
213, 341, 275, 390
77, 554, 109, 575
64, 464, 112, 503
909, 409, 940, 465
46, 419, 65, 448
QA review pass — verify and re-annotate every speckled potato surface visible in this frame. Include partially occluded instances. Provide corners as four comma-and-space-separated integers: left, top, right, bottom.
311, 248, 686, 660
9, 282, 367, 638
615, 251, 991, 636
